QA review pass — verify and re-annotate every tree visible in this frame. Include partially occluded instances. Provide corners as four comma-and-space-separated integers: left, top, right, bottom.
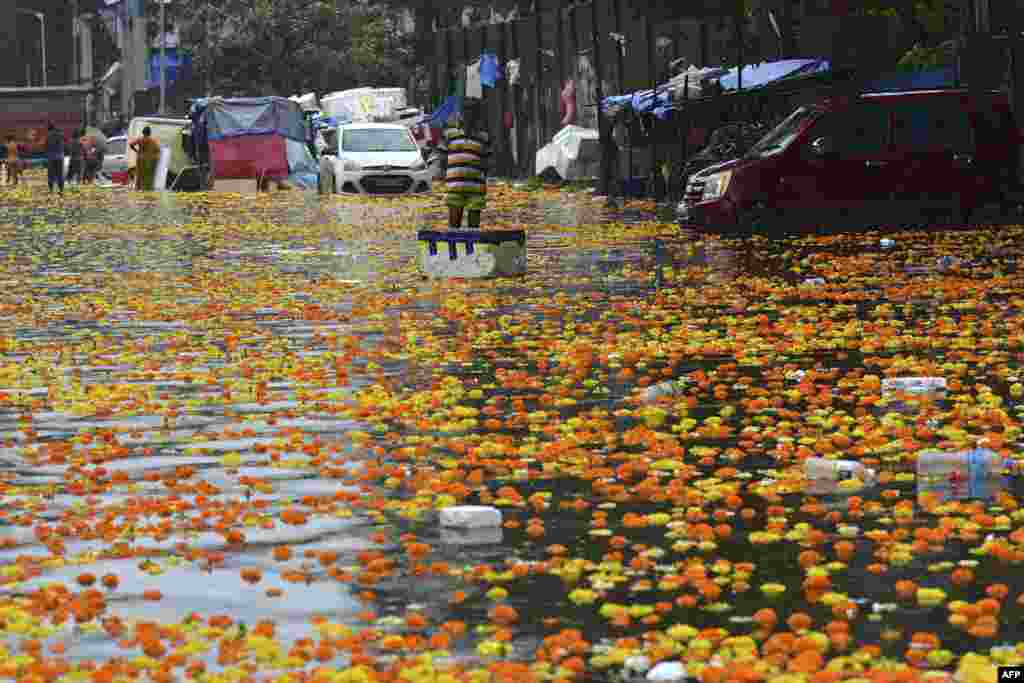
158, 0, 417, 99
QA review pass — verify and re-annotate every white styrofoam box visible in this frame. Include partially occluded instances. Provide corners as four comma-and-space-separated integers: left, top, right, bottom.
647, 661, 688, 682
439, 526, 503, 546
418, 230, 526, 279
439, 505, 503, 529
624, 655, 652, 675
881, 377, 947, 396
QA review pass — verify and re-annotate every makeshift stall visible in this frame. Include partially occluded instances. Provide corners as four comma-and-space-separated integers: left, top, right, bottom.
187, 97, 318, 192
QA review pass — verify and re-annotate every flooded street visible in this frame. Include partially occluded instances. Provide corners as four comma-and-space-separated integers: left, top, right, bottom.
1, 178, 1024, 682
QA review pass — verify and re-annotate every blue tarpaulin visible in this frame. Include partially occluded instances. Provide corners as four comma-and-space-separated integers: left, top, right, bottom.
866, 67, 955, 92
601, 59, 831, 120
191, 97, 308, 142
429, 95, 462, 129
145, 49, 191, 90
480, 52, 503, 88
717, 59, 829, 91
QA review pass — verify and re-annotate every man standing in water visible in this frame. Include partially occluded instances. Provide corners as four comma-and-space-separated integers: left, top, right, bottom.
130, 127, 161, 191
439, 98, 490, 229
4, 136, 20, 187
46, 123, 65, 195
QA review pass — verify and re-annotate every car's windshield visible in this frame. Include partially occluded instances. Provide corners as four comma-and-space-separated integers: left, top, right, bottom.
745, 106, 820, 158
107, 139, 126, 156
341, 129, 417, 153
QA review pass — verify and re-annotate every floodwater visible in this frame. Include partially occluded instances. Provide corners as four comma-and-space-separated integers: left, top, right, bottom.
0, 177, 1023, 680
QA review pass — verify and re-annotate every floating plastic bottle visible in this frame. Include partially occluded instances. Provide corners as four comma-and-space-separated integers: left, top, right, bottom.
640, 379, 690, 403
804, 457, 877, 484
916, 449, 1008, 502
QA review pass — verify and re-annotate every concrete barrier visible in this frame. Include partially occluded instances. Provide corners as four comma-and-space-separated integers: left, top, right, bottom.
418, 229, 527, 279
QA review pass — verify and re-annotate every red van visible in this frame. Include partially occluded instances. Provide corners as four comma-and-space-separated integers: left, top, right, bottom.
677, 89, 1021, 233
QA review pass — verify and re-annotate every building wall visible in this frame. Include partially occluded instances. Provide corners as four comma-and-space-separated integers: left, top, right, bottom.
0, 4, 18, 86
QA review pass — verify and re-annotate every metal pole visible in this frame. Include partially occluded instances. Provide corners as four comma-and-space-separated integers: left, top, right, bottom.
121, 10, 131, 119
39, 12, 47, 87
205, 0, 211, 96
73, 0, 80, 85
612, 0, 626, 190
556, 0, 565, 131
535, 0, 546, 145
591, 0, 608, 195
497, 20, 511, 178
509, 17, 523, 176
647, 10, 658, 199
736, 0, 744, 93
159, 0, 166, 114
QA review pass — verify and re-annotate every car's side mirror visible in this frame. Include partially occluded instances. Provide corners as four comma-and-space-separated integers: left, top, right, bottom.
810, 136, 833, 157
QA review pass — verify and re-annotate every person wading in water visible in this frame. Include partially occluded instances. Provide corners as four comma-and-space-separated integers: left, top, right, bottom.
130, 127, 161, 191
439, 98, 490, 229
45, 123, 65, 195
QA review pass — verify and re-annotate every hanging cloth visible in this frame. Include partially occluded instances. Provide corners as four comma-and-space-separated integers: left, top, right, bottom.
430, 95, 462, 129
506, 59, 521, 85
466, 60, 484, 99
560, 79, 578, 127
451, 69, 467, 99
480, 52, 502, 88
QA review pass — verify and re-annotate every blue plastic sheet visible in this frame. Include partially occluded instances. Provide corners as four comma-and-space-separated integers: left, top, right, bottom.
717, 59, 828, 91
480, 53, 503, 88
198, 97, 308, 142
866, 68, 955, 92
430, 96, 462, 129
601, 60, 829, 119
145, 50, 191, 90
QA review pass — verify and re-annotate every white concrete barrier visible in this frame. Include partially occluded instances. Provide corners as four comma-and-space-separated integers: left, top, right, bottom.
418, 230, 526, 279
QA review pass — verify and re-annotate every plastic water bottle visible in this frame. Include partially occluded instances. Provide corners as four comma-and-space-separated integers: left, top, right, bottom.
641, 379, 689, 403
804, 457, 877, 484
916, 449, 1007, 500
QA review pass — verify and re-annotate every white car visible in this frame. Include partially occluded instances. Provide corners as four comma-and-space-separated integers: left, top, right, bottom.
319, 123, 432, 195
101, 136, 129, 177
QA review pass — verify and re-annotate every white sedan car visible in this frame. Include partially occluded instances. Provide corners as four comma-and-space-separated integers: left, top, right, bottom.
319, 123, 432, 195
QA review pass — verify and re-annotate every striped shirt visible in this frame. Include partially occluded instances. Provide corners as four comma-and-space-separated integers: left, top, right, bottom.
440, 127, 490, 194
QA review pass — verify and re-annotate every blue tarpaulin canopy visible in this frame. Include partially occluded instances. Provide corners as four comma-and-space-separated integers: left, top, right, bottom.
190, 97, 308, 142
717, 59, 829, 91
866, 67, 955, 92
601, 59, 831, 120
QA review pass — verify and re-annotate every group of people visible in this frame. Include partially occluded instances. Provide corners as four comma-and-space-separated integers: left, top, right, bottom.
40, 122, 160, 194
43, 123, 107, 194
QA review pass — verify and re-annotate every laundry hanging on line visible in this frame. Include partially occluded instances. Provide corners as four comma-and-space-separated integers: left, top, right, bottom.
480, 53, 503, 88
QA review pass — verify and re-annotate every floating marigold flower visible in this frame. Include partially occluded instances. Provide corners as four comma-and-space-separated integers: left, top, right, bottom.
240, 568, 262, 584
489, 605, 519, 626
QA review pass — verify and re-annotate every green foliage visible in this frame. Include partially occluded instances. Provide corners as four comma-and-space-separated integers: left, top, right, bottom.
897, 41, 956, 71
161, 0, 416, 98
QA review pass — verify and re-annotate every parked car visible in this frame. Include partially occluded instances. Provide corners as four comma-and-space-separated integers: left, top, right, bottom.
319, 123, 432, 195
102, 136, 129, 182
677, 88, 1022, 233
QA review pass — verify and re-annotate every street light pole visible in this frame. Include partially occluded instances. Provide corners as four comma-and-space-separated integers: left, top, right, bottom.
73, 0, 79, 85
15, 10, 47, 87
159, 0, 166, 114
